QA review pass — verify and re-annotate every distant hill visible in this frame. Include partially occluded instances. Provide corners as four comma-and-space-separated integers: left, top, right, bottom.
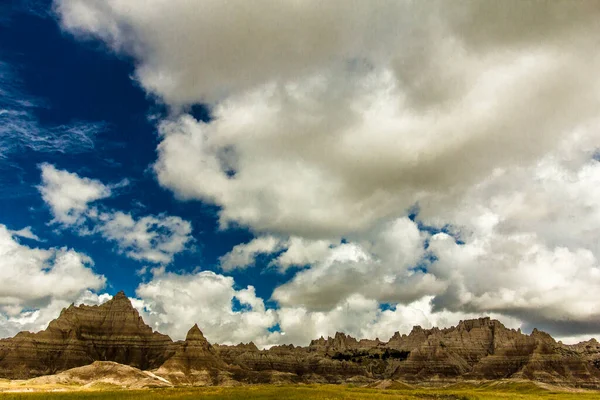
1, 292, 600, 388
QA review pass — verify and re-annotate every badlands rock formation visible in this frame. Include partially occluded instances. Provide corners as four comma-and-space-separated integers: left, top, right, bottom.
1, 292, 600, 388
0, 292, 174, 379
27, 361, 172, 389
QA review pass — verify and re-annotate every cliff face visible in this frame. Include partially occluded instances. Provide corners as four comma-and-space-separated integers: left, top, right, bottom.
0, 292, 174, 379
154, 325, 230, 386
1, 294, 600, 388
211, 317, 600, 387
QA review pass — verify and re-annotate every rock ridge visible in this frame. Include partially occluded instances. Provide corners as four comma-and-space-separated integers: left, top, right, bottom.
0, 292, 174, 379
1, 293, 600, 388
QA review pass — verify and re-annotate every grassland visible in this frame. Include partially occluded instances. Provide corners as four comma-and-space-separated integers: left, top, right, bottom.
1, 382, 600, 400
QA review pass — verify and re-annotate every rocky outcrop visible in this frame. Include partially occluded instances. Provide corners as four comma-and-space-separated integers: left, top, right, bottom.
2, 293, 600, 388
27, 361, 172, 389
309, 332, 360, 353
154, 325, 232, 386
214, 341, 365, 384
384, 317, 600, 387
159, 324, 225, 371
0, 292, 174, 379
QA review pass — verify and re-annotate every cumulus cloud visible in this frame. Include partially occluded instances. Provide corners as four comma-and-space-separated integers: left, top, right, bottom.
272, 217, 436, 310
96, 211, 193, 264
274, 237, 334, 272
276, 295, 522, 346
220, 235, 335, 272
38, 164, 193, 264
219, 236, 282, 271
419, 144, 600, 335
55, 0, 408, 105
0, 291, 112, 339
134, 270, 278, 345
269, 153, 600, 336
55, 0, 600, 341
429, 230, 600, 329
55, 1, 600, 238
131, 267, 523, 347
38, 163, 112, 225
0, 224, 106, 338
154, 45, 599, 236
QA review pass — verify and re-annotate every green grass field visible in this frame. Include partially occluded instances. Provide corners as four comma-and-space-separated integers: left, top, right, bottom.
1, 383, 600, 400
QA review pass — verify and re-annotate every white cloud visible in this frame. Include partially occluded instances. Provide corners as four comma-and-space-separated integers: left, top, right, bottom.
0, 291, 112, 339
219, 236, 282, 271
0, 224, 106, 338
130, 267, 465, 346
273, 237, 334, 272
54, 0, 600, 341
276, 295, 523, 346
419, 147, 600, 334
268, 154, 600, 337
38, 163, 112, 225
153, 49, 600, 237
272, 217, 437, 310
38, 164, 193, 264
56, 1, 600, 238
7, 226, 41, 241
55, 0, 409, 105
134, 270, 278, 346
219, 235, 335, 273
96, 211, 193, 264
428, 232, 600, 321
131, 268, 525, 347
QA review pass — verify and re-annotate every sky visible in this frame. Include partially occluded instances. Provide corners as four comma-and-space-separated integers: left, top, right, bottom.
1, 0, 600, 347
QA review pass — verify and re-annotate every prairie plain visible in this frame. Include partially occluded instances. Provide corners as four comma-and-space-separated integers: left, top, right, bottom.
1, 382, 600, 400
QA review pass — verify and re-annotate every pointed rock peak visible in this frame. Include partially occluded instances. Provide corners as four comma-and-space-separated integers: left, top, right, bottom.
410, 325, 424, 335
110, 291, 130, 303
531, 328, 555, 343
237, 341, 259, 351
457, 317, 499, 332
59, 304, 74, 316
186, 324, 207, 342
106, 291, 136, 309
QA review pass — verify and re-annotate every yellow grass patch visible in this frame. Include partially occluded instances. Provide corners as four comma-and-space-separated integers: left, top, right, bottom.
1, 382, 600, 400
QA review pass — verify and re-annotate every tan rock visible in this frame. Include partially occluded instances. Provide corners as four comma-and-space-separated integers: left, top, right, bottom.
0, 292, 174, 379
2, 292, 600, 388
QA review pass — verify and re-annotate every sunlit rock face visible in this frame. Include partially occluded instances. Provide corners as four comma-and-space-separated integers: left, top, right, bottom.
153, 324, 230, 386
2, 295, 600, 387
0, 292, 174, 379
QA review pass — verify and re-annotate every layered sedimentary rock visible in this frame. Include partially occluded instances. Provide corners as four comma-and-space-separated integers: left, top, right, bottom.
27, 361, 172, 389
214, 341, 365, 383
2, 293, 600, 388
385, 317, 600, 387
154, 325, 232, 386
213, 317, 600, 386
0, 292, 174, 379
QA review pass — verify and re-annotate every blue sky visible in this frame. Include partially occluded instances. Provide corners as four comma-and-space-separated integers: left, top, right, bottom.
2, 0, 600, 346
0, 0, 269, 297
